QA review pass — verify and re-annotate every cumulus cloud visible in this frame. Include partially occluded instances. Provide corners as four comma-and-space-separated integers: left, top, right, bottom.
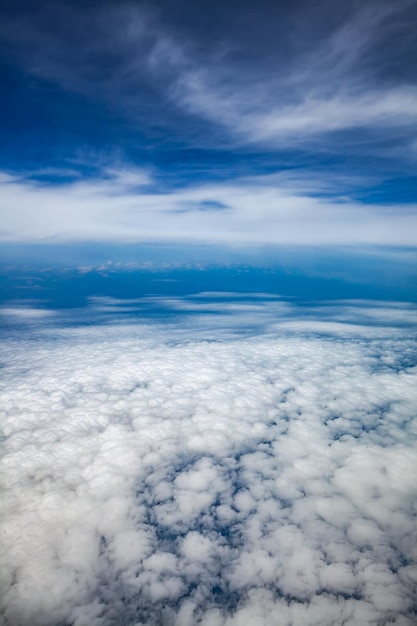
1, 300, 417, 625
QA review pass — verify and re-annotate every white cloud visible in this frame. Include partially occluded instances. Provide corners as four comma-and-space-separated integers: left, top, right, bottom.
169, 2, 417, 146
1, 168, 417, 246
0, 306, 55, 319
176, 70, 417, 144
1, 304, 417, 625
1, 3, 416, 250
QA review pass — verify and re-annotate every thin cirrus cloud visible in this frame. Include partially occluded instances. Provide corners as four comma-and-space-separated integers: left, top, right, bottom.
1, 1, 416, 152
1, 302, 417, 625
145, 0, 417, 146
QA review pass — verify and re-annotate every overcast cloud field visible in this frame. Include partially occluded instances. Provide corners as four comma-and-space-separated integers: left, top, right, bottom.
1, 0, 417, 624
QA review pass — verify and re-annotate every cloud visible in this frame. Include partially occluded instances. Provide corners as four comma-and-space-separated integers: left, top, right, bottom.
0, 306, 55, 319
1, 1, 416, 154
1, 167, 417, 246
1, 301, 417, 625
1, 1, 416, 243
175, 75, 417, 145
168, 1, 417, 147
3, 293, 417, 340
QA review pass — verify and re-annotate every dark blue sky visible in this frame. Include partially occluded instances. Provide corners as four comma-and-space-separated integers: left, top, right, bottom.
0, 0, 416, 254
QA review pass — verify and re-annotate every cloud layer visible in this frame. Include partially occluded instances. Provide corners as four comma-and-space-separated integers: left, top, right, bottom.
2, 168, 417, 245
1, 303, 417, 625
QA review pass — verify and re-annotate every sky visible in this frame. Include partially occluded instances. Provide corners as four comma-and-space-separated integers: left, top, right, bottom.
0, 0, 416, 254
1, 2, 417, 626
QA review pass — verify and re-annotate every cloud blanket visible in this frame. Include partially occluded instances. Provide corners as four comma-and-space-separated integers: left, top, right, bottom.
1, 310, 417, 625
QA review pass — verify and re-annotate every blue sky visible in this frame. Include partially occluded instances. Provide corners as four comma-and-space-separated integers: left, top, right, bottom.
0, 0, 416, 255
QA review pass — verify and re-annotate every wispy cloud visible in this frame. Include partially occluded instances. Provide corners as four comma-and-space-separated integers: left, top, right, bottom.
1, 1, 416, 154
171, 2, 417, 146
0, 2, 415, 248
1, 167, 417, 246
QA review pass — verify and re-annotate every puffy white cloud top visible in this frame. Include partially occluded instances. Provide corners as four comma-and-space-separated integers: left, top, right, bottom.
1, 307, 417, 625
